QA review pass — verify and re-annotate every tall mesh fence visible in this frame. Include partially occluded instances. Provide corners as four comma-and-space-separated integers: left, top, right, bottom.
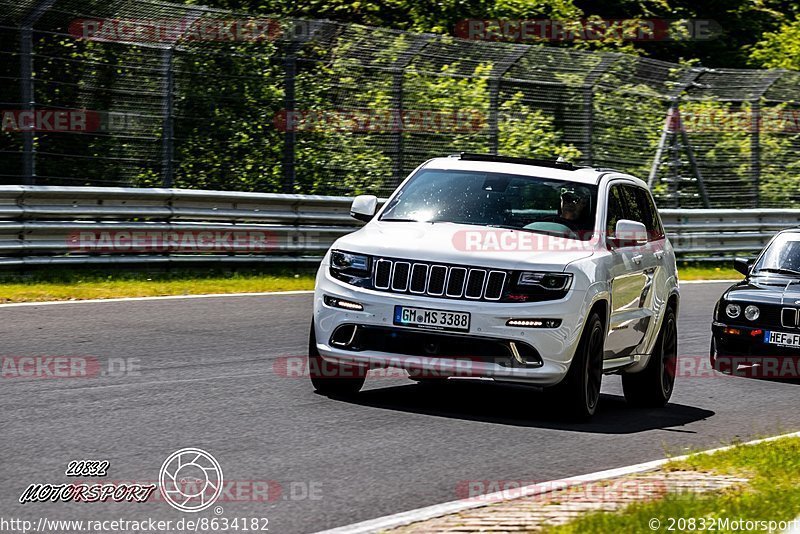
1, 0, 799, 208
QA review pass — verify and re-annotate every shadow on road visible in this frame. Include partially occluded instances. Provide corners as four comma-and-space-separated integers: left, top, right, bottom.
328, 380, 715, 434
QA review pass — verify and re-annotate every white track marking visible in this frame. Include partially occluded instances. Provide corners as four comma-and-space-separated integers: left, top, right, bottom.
0, 289, 313, 308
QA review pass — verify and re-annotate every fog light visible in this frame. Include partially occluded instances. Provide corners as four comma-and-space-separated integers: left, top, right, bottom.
324, 295, 364, 311
745, 305, 760, 321
506, 318, 562, 328
726, 303, 741, 319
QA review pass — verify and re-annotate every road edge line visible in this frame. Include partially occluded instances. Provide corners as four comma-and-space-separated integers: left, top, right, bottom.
315, 430, 800, 534
0, 289, 314, 308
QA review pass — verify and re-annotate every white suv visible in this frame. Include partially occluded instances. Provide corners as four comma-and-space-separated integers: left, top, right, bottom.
309, 153, 679, 417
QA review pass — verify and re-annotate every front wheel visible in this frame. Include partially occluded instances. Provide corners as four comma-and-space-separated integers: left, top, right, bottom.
308, 323, 365, 396
622, 306, 678, 407
554, 312, 605, 419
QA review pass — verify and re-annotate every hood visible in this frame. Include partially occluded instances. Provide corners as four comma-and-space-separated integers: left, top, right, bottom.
332, 221, 597, 271
724, 276, 800, 306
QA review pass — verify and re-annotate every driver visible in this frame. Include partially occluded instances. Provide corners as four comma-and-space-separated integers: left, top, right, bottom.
553, 185, 591, 232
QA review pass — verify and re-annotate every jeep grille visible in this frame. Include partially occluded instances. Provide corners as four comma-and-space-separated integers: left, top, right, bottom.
372, 258, 507, 301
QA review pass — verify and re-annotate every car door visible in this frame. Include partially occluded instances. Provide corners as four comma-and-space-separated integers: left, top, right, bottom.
604, 183, 650, 359
631, 186, 670, 347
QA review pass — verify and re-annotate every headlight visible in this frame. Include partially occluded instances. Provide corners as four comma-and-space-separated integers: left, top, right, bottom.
518, 272, 573, 291
745, 305, 760, 321
725, 303, 741, 319
330, 250, 370, 273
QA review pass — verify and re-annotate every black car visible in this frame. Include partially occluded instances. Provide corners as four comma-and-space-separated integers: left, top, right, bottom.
711, 229, 800, 379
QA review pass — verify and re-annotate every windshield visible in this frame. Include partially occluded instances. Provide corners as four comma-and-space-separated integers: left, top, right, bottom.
753, 233, 800, 275
380, 169, 598, 240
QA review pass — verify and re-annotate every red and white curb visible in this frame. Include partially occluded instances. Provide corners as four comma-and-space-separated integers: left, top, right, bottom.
315, 431, 800, 534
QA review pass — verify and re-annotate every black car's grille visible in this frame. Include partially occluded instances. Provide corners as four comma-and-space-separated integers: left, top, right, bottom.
782, 308, 800, 329
372, 258, 507, 301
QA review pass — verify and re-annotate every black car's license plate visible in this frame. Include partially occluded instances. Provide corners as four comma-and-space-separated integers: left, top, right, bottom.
393, 305, 470, 332
764, 330, 800, 348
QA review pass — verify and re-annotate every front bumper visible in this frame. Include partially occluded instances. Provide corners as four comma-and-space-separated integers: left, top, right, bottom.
313, 269, 589, 386
712, 321, 800, 358
711, 321, 800, 379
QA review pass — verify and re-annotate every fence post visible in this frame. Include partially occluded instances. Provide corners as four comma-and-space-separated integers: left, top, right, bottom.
390, 36, 433, 187
747, 71, 783, 208
750, 101, 760, 208
488, 76, 500, 154
582, 55, 616, 166
19, 0, 56, 185
488, 47, 527, 155
282, 42, 299, 194
160, 48, 175, 188
391, 68, 404, 186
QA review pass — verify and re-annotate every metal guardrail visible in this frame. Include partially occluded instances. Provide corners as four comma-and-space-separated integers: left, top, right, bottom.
660, 209, 800, 260
1, 186, 799, 267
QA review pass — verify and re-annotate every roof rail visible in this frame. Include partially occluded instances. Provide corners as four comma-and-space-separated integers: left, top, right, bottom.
450, 152, 578, 171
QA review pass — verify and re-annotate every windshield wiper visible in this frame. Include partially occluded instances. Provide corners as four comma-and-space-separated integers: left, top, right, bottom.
756, 267, 800, 277
380, 218, 421, 222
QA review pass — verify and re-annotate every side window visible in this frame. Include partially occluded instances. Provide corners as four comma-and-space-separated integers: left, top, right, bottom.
606, 185, 626, 238
619, 186, 645, 225
634, 188, 665, 241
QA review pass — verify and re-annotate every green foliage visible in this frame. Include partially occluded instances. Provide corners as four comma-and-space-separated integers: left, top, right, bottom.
749, 15, 800, 70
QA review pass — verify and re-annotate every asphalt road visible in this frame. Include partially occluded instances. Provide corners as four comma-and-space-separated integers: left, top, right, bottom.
2, 282, 800, 533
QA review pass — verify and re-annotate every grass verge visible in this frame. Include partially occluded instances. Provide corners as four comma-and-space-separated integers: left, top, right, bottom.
542, 436, 800, 533
0, 268, 316, 303
678, 262, 742, 281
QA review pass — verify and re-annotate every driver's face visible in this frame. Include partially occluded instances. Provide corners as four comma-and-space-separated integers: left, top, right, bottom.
561, 194, 587, 221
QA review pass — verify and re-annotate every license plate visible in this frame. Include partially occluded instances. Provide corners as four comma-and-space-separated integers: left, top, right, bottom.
764, 330, 800, 348
393, 305, 470, 332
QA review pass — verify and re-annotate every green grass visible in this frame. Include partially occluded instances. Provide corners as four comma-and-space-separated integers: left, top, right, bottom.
0, 262, 741, 304
678, 263, 743, 281
0, 268, 316, 303
542, 436, 800, 533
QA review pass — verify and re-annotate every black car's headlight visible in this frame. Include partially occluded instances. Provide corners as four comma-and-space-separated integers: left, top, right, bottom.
329, 250, 372, 286
725, 303, 741, 319
744, 305, 760, 321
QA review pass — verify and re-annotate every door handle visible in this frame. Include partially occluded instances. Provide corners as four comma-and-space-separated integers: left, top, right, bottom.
654, 251, 664, 260
632, 254, 643, 265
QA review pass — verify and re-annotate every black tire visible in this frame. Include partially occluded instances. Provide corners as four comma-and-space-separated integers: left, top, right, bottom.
308, 323, 365, 396
622, 306, 678, 407
555, 312, 605, 419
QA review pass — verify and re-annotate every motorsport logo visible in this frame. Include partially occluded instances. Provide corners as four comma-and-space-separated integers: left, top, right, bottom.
17, 447, 224, 513
159, 448, 224, 512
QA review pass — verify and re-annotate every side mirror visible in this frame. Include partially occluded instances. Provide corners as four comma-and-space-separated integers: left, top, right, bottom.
610, 219, 648, 248
350, 195, 378, 222
733, 257, 752, 277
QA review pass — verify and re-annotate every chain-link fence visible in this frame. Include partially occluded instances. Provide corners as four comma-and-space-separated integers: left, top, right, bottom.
2, 0, 800, 208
